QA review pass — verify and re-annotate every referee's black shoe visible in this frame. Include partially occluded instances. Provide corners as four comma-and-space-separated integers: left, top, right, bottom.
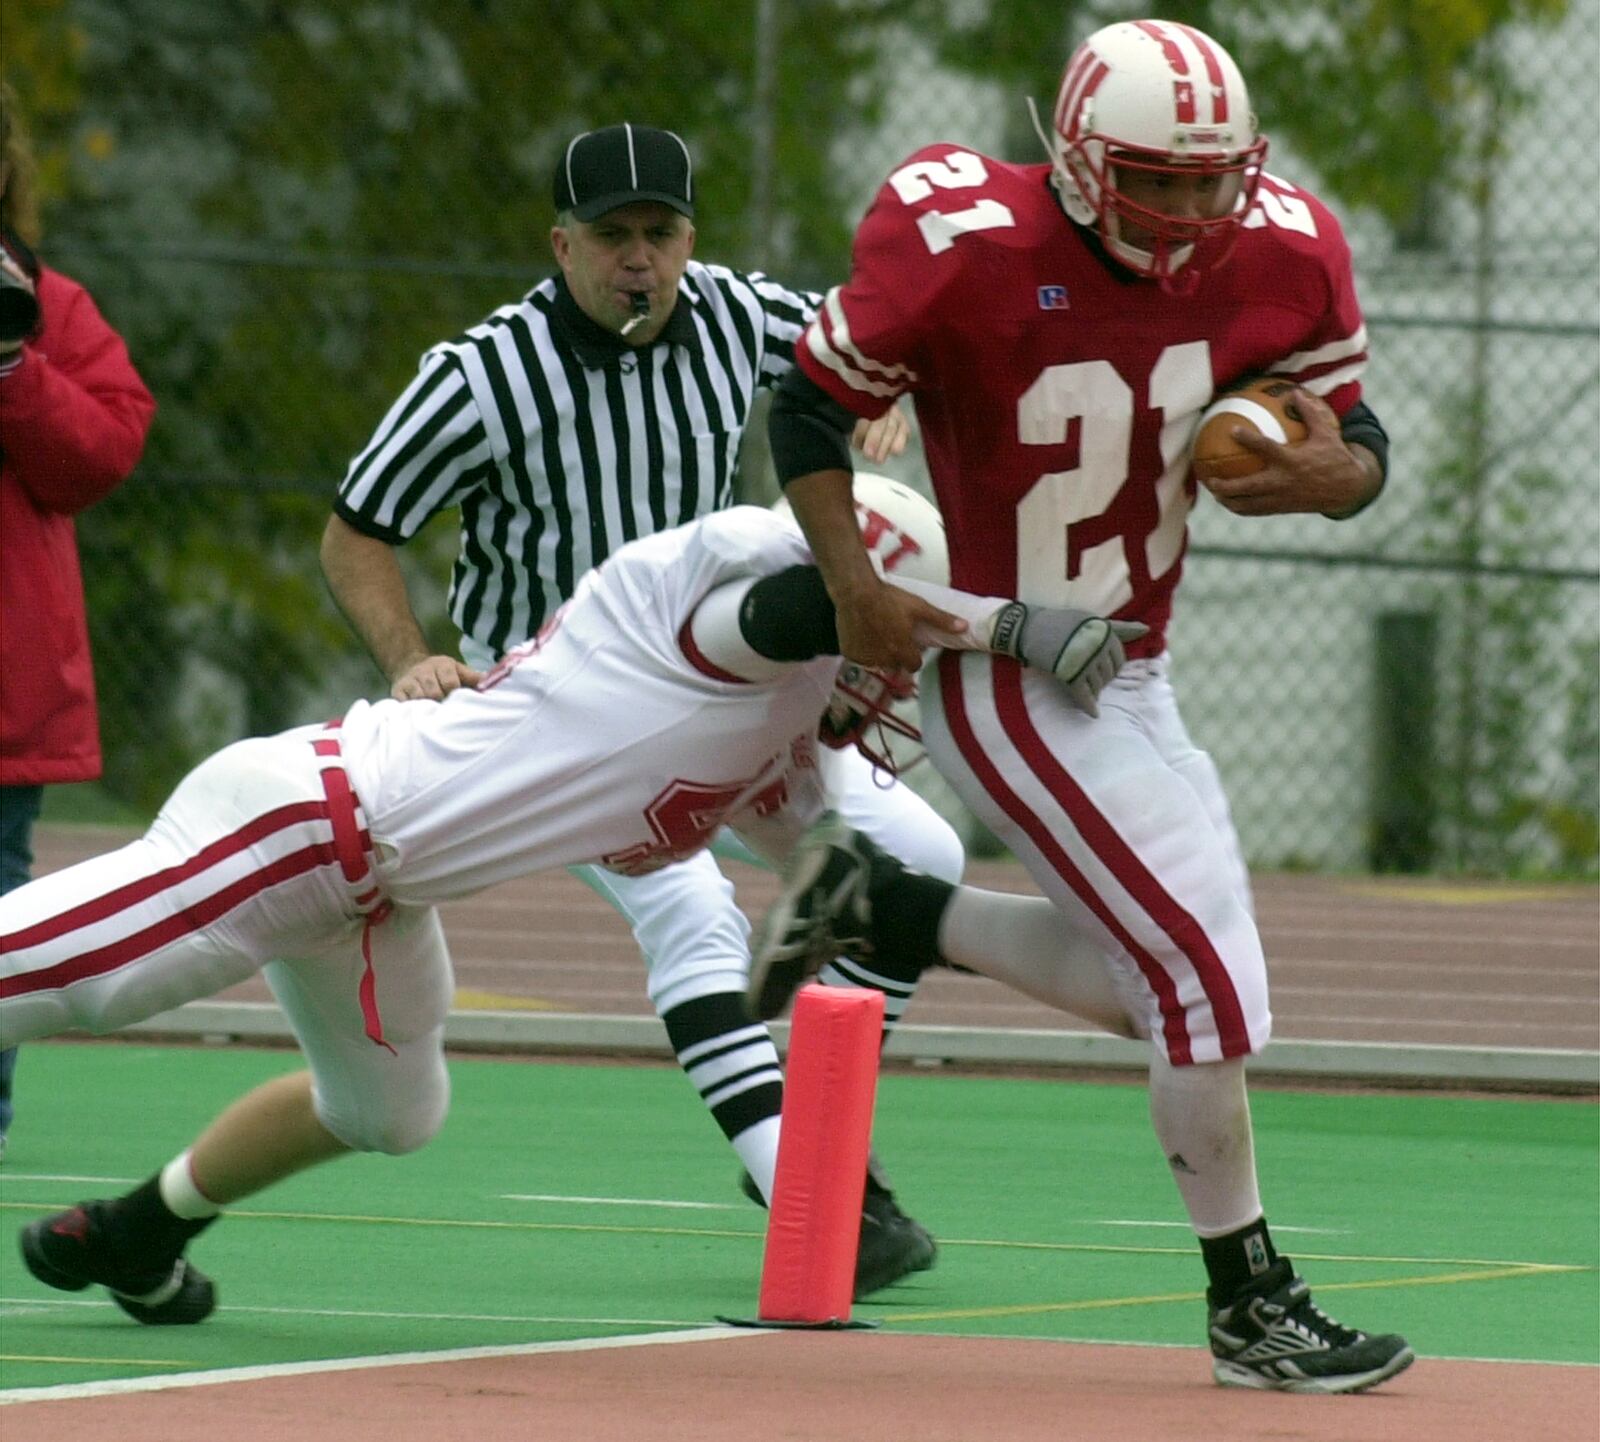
853, 1184, 937, 1299
20, 1199, 216, 1325
738, 1169, 938, 1300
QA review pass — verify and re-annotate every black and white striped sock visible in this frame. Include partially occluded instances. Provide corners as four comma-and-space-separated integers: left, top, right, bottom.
816, 957, 916, 1030
660, 991, 785, 1143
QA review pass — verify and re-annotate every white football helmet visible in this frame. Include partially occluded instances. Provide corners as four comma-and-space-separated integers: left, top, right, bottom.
850, 472, 949, 588
773, 472, 949, 588
774, 473, 948, 776
1033, 19, 1267, 288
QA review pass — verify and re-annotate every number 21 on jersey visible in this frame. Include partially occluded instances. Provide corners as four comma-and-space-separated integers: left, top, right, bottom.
888, 150, 1016, 256
1017, 343, 1214, 613
883, 150, 1228, 613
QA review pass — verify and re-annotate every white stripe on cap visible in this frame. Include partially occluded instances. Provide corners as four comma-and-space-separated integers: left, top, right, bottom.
670, 130, 693, 202
564, 130, 592, 207
625, 122, 637, 187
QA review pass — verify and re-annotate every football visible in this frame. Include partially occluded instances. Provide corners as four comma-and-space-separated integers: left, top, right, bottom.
1191, 377, 1308, 482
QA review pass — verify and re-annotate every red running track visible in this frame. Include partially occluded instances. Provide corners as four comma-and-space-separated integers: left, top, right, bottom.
28, 827, 1599, 1056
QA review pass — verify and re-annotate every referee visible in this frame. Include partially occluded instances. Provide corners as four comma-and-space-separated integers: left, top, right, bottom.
320, 123, 964, 1299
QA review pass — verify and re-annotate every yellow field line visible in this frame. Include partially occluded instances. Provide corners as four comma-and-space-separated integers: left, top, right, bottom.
929, 1237, 1593, 1271
0, 1354, 190, 1368
3, 1200, 1592, 1276
884, 1263, 1588, 1324
0, 1200, 759, 1242
888, 1287, 1207, 1322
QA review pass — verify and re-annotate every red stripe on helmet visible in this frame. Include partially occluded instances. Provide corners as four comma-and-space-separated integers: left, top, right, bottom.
1064, 60, 1110, 141
1056, 50, 1105, 139
1172, 78, 1197, 124
1135, 20, 1190, 75
1175, 23, 1230, 124
1054, 49, 1093, 133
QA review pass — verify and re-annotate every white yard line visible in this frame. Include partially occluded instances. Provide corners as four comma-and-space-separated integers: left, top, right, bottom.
0, 1324, 780, 1406
0, 1295, 701, 1326
1092, 1219, 1348, 1234
499, 1192, 741, 1210
0, 1174, 139, 1186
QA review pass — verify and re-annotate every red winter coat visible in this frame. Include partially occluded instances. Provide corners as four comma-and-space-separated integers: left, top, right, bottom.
0, 265, 154, 784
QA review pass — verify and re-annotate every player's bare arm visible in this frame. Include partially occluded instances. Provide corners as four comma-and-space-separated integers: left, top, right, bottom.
784, 467, 959, 672
320, 515, 483, 701
1202, 388, 1383, 519
770, 367, 961, 671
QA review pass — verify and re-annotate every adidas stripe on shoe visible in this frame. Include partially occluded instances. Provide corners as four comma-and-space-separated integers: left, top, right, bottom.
1208, 1259, 1414, 1394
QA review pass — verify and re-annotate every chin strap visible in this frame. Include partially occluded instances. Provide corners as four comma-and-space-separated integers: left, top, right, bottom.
1026, 95, 1092, 225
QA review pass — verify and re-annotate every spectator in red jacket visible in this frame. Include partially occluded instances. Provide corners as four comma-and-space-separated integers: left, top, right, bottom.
0, 82, 155, 1159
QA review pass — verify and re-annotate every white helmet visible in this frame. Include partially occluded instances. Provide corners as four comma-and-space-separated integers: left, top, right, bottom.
774, 473, 947, 777
773, 472, 949, 587
850, 472, 949, 587
1036, 20, 1267, 287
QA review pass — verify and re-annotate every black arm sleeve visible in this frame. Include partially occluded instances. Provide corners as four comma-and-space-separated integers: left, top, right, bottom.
738, 565, 841, 661
1332, 398, 1390, 518
768, 367, 859, 485
1339, 399, 1389, 477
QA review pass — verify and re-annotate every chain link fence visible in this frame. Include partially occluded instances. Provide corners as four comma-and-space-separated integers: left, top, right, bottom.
16, 0, 1598, 876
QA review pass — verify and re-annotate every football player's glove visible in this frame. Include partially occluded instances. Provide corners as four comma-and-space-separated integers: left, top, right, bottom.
989, 602, 1149, 717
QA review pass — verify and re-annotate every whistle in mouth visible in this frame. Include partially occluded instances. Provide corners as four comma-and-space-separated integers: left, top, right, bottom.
620, 291, 651, 337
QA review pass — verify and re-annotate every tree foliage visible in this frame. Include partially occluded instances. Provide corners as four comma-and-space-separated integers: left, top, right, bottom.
6, 1, 918, 807
911, 0, 1569, 241
2, 0, 1579, 831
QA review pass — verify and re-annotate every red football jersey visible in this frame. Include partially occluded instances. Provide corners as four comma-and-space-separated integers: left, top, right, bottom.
797, 145, 1368, 652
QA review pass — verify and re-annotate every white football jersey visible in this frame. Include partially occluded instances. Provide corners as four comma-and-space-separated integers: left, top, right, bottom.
337, 508, 837, 903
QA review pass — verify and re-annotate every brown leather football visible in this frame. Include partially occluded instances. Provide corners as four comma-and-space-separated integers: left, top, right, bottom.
1191, 377, 1308, 482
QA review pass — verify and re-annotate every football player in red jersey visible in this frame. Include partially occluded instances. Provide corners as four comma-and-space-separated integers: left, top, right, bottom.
757, 19, 1412, 1394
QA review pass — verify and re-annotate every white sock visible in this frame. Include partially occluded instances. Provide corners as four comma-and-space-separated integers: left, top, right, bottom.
159, 1151, 224, 1220
731, 1116, 781, 1204
1146, 1053, 1262, 1236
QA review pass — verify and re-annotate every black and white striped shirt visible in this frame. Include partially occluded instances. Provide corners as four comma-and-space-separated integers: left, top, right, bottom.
336, 260, 820, 665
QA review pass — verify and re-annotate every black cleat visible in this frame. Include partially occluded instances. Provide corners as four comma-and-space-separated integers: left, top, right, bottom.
737, 1168, 937, 1300
746, 812, 885, 1022
1208, 1258, 1414, 1393
20, 1200, 216, 1325
853, 1185, 936, 1300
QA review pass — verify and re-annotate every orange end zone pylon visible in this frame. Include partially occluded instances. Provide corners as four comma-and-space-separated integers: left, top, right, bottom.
719, 983, 884, 1330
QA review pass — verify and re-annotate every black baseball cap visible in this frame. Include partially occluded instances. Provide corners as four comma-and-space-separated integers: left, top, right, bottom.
553, 123, 695, 222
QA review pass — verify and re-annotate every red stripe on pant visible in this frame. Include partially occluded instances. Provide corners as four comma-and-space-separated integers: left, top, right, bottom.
0, 801, 329, 954
313, 729, 395, 1055
0, 837, 341, 1001
936, 654, 1192, 1063
987, 662, 1249, 1059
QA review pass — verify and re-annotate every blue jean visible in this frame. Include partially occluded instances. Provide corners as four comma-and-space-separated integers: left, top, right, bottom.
0, 784, 43, 1136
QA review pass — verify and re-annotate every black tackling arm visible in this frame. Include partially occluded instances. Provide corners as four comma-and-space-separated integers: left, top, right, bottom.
738, 565, 841, 661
